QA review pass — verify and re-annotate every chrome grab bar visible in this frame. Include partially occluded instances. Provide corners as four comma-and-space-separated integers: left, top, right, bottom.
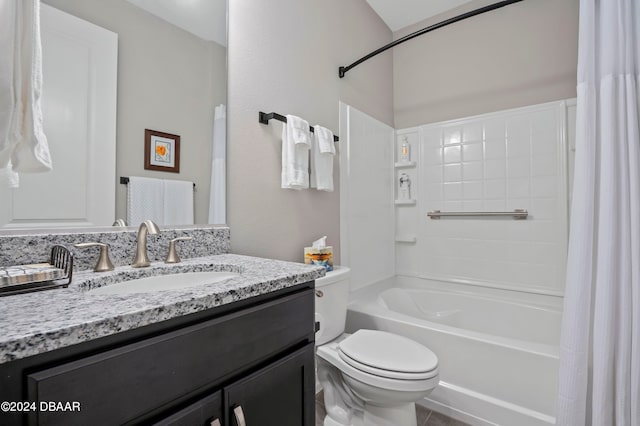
427, 209, 528, 219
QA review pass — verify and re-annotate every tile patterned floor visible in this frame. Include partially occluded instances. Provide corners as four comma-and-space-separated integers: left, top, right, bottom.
316, 392, 470, 426
416, 404, 470, 426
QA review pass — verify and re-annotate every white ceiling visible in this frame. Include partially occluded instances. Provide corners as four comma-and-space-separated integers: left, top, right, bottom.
125, 0, 227, 46
123, 0, 476, 47
366, 0, 476, 32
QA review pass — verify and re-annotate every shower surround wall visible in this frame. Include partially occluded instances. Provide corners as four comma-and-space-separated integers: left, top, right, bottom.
397, 100, 572, 296
339, 103, 395, 292
341, 100, 575, 425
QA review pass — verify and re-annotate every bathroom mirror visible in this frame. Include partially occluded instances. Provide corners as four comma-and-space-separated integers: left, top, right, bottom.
0, 0, 227, 230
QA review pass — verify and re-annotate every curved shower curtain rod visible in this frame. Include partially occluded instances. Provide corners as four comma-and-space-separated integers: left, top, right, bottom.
338, 0, 524, 78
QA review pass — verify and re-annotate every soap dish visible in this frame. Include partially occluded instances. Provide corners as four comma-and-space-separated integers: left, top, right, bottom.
0, 246, 74, 296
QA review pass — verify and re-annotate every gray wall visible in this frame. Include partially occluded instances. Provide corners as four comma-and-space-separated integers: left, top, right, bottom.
43, 0, 227, 224
393, 0, 579, 128
227, 0, 393, 263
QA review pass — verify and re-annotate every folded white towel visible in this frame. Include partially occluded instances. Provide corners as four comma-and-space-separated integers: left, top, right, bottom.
163, 179, 194, 225
0, 0, 52, 187
127, 176, 164, 226
310, 125, 335, 192
281, 114, 311, 190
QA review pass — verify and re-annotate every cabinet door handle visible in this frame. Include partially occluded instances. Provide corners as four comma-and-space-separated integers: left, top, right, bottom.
233, 405, 247, 426
210, 419, 221, 426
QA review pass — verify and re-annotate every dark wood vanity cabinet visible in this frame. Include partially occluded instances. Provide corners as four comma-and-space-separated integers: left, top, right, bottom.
223, 344, 315, 426
153, 390, 223, 426
154, 343, 315, 426
153, 343, 315, 426
0, 283, 316, 426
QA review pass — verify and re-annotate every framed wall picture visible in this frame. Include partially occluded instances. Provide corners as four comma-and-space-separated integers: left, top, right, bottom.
144, 129, 180, 173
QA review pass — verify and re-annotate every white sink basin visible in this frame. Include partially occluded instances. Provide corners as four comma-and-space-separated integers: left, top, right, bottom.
89, 271, 239, 295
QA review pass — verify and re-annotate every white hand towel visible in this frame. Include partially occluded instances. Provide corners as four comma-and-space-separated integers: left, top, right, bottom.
126, 176, 164, 226
0, 0, 52, 188
310, 125, 335, 192
281, 114, 311, 189
163, 179, 194, 225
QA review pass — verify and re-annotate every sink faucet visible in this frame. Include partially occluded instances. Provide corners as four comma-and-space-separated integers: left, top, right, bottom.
132, 220, 160, 267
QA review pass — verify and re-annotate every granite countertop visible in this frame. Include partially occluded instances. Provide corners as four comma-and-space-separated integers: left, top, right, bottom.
0, 254, 325, 364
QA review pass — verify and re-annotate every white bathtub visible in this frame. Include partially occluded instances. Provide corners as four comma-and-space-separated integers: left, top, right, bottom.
346, 276, 561, 426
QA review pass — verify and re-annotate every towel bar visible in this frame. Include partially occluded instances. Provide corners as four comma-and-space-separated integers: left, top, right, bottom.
258, 112, 339, 142
120, 177, 195, 188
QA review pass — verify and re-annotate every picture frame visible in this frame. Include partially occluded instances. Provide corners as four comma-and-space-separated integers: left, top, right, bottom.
144, 129, 180, 173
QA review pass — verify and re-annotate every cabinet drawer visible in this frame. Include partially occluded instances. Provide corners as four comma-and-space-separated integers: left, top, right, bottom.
27, 289, 314, 425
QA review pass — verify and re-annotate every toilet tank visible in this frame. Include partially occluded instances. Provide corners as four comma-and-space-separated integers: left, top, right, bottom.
315, 266, 351, 345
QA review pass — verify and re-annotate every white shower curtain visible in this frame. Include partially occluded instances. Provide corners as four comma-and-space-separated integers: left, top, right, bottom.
208, 104, 226, 224
557, 1, 640, 425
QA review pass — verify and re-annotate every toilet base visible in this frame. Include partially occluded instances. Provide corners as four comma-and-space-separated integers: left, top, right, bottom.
323, 416, 345, 426
317, 337, 436, 426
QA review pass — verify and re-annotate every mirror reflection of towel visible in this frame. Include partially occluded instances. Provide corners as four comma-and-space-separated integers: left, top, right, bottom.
127, 176, 193, 226
0, 0, 52, 188
163, 179, 193, 225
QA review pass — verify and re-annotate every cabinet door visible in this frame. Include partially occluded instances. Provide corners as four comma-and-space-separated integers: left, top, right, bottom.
26, 290, 313, 426
225, 343, 315, 426
153, 390, 222, 426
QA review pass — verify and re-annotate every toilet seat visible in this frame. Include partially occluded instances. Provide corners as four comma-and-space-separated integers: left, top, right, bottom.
337, 330, 438, 380
317, 331, 439, 393
339, 351, 438, 380
317, 342, 439, 393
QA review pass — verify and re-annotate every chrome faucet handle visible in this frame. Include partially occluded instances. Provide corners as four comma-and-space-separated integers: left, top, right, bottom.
112, 219, 127, 227
74, 243, 115, 272
165, 237, 193, 264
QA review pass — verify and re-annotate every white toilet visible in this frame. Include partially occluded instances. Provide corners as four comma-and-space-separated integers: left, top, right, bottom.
315, 267, 439, 426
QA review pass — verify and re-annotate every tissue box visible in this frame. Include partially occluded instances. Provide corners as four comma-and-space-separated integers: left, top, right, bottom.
304, 247, 333, 272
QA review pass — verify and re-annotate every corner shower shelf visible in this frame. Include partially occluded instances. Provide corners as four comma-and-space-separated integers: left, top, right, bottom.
394, 161, 416, 169
395, 200, 416, 206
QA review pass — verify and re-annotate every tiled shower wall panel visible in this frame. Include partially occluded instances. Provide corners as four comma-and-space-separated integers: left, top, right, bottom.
398, 101, 570, 296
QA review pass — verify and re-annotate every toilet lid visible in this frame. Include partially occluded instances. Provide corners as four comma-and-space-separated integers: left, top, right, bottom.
337, 330, 438, 380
